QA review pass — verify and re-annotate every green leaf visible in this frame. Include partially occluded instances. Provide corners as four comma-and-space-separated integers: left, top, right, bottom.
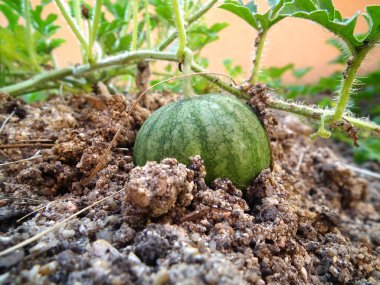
278, 0, 360, 52
0, 4, 20, 29
255, 12, 271, 30
243, 1, 257, 13
292, 67, 312, 78
103, 0, 129, 19
98, 18, 126, 37
220, 0, 287, 31
31, 5, 60, 37
354, 137, 380, 163
45, 38, 65, 53
188, 22, 229, 51
312, 0, 336, 19
267, 0, 279, 8
1, 0, 22, 15
223, 58, 243, 78
41, 0, 53, 5
113, 35, 132, 53
0, 27, 30, 67
150, 0, 174, 24
270, 0, 286, 19
363, 6, 380, 45
265, 63, 294, 78
219, 1, 259, 30
22, 91, 48, 103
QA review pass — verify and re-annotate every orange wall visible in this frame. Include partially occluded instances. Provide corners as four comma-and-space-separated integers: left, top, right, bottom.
2, 0, 380, 84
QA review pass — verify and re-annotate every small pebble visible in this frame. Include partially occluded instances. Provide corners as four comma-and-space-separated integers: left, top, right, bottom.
61, 229, 75, 239
91, 239, 121, 258
0, 250, 24, 268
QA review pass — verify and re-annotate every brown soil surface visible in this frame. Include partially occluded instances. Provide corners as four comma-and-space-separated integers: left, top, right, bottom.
0, 92, 379, 285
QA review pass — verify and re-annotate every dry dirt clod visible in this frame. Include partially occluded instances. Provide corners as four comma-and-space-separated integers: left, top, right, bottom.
125, 158, 195, 217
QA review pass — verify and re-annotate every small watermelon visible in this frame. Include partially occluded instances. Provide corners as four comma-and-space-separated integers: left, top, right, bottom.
133, 94, 271, 188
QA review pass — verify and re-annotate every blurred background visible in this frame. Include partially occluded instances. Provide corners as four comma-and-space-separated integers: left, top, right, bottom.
17, 0, 380, 83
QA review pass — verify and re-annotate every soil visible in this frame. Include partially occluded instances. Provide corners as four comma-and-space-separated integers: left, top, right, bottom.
0, 90, 379, 285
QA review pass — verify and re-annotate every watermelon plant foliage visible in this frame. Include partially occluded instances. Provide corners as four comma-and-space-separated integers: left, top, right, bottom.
219, 0, 285, 32
0, 0, 379, 146
0, 0, 226, 96
220, 0, 380, 139
0, 0, 64, 87
219, 0, 380, 51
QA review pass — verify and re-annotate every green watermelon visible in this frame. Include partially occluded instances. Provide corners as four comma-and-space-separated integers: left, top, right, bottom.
133, 94, 271, 188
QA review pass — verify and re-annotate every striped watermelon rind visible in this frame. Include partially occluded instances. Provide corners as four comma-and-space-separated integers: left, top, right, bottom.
133, 94, 271, 188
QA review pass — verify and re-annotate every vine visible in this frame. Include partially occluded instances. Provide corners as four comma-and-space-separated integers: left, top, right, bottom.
172, 0, 193, 98
131, 0, 139, 51
0, 0, 379, 142
54, 0, 94, 63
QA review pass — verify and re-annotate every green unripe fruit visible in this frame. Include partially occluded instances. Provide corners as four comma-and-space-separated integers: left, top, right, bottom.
133, 94, 271, 188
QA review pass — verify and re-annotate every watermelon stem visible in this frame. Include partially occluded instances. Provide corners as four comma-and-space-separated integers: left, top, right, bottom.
172, 0, 194, 98
73, 0, 86, 62
89, 0, 103, 58
248, 30, 267, 85
172, 0, 187, 61
54, 0, 94, 63
183, 48, 194, 98
131, 0, 139, 51
190, 62, 380, 138
144, 0, 152, 49
314, 32, 379, 139
158, 0, 218, 51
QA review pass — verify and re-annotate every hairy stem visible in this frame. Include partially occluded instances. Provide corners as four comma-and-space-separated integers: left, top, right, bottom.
144, 0, 152, 48
172, 0, 187, 60
332, 50, 367, 121
158, 0, 218, 51
89, 0, 103, 60
23, 0, 40, 71
248, 31, 267, 84
73, 0, 86, 61
191, 62, 380, 136
120, 3, 132, 36
267, 99, 380, 135
183, 48, 194, 98
0, 51, 178, 96
73, 0, 82, 26
184, 0, 189, 17
187, 0, 218, 26
190, 62, 250, 99
172, 0, 193, 98
54, 0, 93, 63
131, 0, 139, 50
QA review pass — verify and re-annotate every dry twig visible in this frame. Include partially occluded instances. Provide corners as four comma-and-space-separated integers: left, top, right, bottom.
0, 143, 54, 149
0, 189, 124, 257
180, 207, 231, 223
0, 150, 42, 167
16, 203, 50, 223
0, 111, 15, 135
335, 162, 380, 180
